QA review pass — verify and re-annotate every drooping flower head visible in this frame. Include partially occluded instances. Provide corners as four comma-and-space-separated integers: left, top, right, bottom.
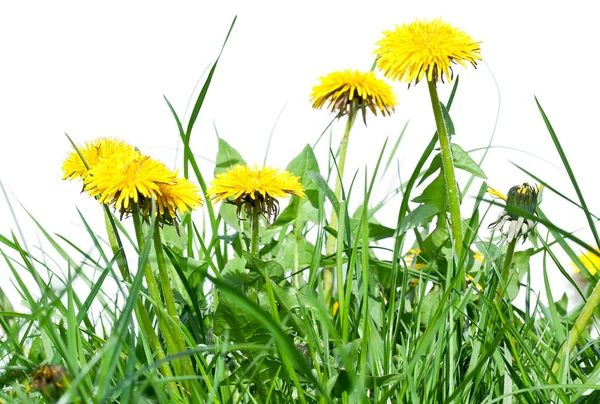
311, 69, 396, 123
207, 164, 305, 224
488, 183, 541, 243
374, 18, 482, 86
62, 137, 202, 224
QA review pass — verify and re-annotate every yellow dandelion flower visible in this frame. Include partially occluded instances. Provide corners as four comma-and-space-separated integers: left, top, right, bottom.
86, 151, 176, 212
154, 176, 203, 219
62, 137, 135, 181
374, 18, 481, 86
207, 164, 305, 223
573, 249, 600, 276
311, 69, 396, 122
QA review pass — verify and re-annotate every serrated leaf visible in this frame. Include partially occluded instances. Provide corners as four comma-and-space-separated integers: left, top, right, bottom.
306, 170, 339, 214
350, 219, 395, 241
420, 284, 443, 326
213, 294, 271, 344
275, 235, 318, 272
215, 138, 246, 176
221, 257, 248, 288
506, 248, 534, 301
244, 252, 285, 283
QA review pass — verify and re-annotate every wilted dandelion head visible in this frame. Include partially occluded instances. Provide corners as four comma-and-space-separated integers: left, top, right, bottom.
488, 183, 541, 243
207, 164, 305, 224
374, 18, 481, 86
27, 365, 68, 400
311, 69, 396, 123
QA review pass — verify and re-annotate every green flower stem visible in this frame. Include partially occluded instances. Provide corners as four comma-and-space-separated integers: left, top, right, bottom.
104, 211, 180, 398
152, 224, 199, 384
553, 278, 600, 373
324, 109, 356, 305
496, 238, 517, 302
131, 213, 186, 381
427, 80, 463, 256
250, 205, 260, 257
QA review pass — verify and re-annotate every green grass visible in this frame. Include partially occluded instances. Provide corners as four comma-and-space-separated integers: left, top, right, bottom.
2, 18, 600, 403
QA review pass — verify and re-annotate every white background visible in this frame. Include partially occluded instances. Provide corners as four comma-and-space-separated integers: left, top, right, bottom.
1, 2, 599, 307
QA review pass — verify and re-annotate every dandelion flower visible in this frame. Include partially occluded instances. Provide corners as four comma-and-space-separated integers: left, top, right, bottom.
154, 176, 203, 220
573, 249, 600, 276
488, 183, 541, 243
311, 69, 396, 123
375, 18, 481, 86
62, 137, 135, 181
85, 152, 175, 212
207, 164, 305, 224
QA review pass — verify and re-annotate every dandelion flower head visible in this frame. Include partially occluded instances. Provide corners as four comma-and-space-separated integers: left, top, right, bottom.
573, 249, 600, 276
207, 164, 305, 223
62, 137, 202, 222
311, 69, 396, 122
374, 18, 481, 86
61, 137, 134, 181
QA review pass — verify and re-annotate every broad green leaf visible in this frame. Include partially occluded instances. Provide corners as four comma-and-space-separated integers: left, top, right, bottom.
275, 235, 318, 272
215, 138, 246, 176
507, 248, 534, 301
451, 144, 487, 179
244, 252, 285, 283
419, 284, 443, 325
307, 170, 339, 215
412, 172, 446, 211
398, 204, 441, 234
213, 294, 271, 344
349, 219, 395, 241
221, 257, 248, 288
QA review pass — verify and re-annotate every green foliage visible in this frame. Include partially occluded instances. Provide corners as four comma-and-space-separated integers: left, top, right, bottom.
2, 19, 600, 404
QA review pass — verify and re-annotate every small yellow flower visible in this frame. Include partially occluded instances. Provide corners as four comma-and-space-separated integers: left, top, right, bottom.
375, 18, 481, 86
573, 249, 600, 276
311, 69, 396, 122
62, 138, 135, 181
207, 164, 305, 223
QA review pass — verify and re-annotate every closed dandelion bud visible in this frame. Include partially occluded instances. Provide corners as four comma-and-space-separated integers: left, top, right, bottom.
487, 183, 541, 243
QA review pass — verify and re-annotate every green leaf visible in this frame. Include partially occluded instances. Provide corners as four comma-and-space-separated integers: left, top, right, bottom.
350, 219, 395, 241
419, 284, 444, 326
398, 204, 441, 234
440, 102, 455, 137
451, 144, 487, 179
412, 172, 446, 211
506, 248, 534, 301
274, 145, 321, 227
215, 138, 246, 176
306, 170, 339, 215
244, 252, 285, 284
213, 294, 271, 344
275, 235, 318, 272
221, 257, 249, 288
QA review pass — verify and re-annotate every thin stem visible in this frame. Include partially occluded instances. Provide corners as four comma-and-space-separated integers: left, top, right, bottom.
427, 80, 463, 256
553, 278, 600, 373
250, 205, 260, 257
496, 238, 517, 302
324, 108, 356, 305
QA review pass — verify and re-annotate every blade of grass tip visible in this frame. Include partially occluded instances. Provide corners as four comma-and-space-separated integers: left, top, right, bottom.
263, 104, 287, 166
512, 162, 600, 221
383, 122, 409, 175
0, 180, 28, 251
535, 97, 600, 248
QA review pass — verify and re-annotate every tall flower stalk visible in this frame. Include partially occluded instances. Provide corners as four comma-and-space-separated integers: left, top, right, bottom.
311, 69, 396, 304
375, 18, 482, 256
62, 137, 203, 398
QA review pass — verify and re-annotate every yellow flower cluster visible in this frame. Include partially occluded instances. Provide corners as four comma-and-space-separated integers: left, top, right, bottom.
62, 138, 202, 222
